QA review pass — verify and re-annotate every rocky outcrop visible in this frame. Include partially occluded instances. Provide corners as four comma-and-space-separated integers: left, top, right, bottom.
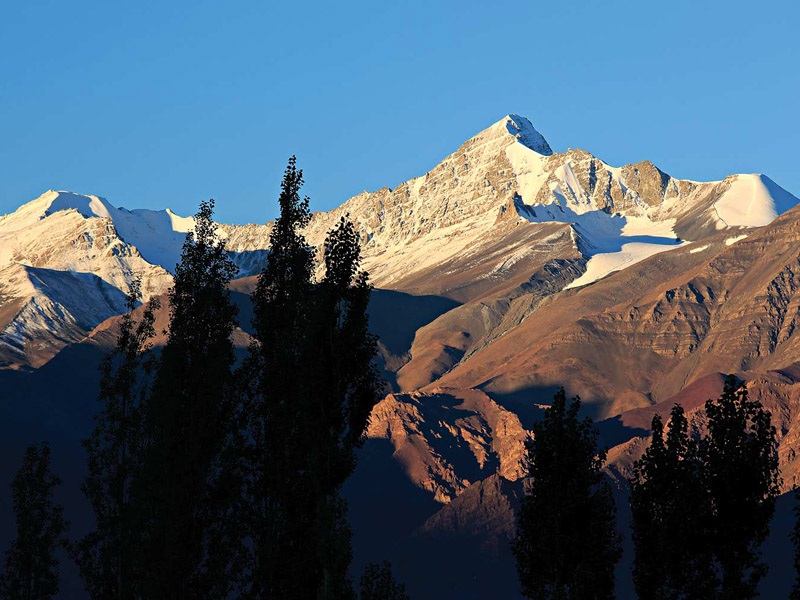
366, 388, 529, 503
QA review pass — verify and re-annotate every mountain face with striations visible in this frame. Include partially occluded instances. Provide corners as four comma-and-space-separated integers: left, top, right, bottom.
1, 115, 800, 598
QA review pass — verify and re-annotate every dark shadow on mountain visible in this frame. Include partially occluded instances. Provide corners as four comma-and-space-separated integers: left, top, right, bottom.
368, 289, 460, 357
483, 382, 652, 432
348, 448, 528, 600
344, 438, 441, 593
413, 392, 501, 484
404, 475, 526, 600
759, 491, 795, 597
479, 385, 560, 430
0, 341, 107, 443
0, 340, 107, 598
596, 415, 650, 449
227, 249, 270, 278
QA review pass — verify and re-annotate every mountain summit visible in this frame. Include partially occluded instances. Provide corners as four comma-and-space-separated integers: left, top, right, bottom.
0, 115, 797, 370
496, 114, 553, 155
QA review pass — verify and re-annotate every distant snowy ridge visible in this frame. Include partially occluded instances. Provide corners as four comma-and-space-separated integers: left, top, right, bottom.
0, 114, 797, 367
296, 115, 798, 289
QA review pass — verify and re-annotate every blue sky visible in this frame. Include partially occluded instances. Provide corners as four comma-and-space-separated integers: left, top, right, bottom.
1, 0, 798, 224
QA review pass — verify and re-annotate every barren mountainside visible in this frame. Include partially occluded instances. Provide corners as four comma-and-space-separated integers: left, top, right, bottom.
1, 114, 800, 598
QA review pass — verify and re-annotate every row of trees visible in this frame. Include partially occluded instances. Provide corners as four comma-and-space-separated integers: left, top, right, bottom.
513, 377, 790, 600
0, 157, 409, 599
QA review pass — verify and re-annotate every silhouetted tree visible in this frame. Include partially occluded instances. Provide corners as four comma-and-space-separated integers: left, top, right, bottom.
630, 404, 716, 599
702, 375, 780, 599
359, 561, 409, 600
136, 199, 240, 598
76, 279, 159, 599
310, 216, 382, 598
0, 443, 69, 600
513, 389, 620, 600
243, 158, 381, 599
241, 155, 315, 599
630, 378, 781, 600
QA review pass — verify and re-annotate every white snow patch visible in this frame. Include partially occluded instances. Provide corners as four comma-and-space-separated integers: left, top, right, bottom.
6, 191, 203, 275
714, 174, 797, 227
620, 216, 678, 238
563, 214, 683, 290
46, 191, 114, 219
566, 241, 683, 289
504, 142, 550, 205
725, 234, 749, 246
689, 244, 710, 254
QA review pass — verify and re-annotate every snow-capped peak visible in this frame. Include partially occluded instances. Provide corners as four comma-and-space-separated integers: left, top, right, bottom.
712, 174, 798, 228
503, 114, 553, 156
44, 190, 115, 219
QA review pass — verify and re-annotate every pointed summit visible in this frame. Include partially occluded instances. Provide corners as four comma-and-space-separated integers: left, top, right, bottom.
503, 114, 553, 156
469, 115, 552, 157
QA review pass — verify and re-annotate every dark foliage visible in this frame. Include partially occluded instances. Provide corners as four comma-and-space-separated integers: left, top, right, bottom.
702, 375, 780, 599
242, 157, 381, 599
630, 404, 716, 599
76, 280, 159, 599
359, 561, 409, 600
0, 443, 69, 600
135, 199, 240, 598
513, 389, 621, 600
630, 376, 780, 600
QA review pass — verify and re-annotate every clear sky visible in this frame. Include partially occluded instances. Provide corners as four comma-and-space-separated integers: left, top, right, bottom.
1, 0, 798, 224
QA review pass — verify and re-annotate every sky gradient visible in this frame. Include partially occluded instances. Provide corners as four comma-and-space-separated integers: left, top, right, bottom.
1, 0, 798, 224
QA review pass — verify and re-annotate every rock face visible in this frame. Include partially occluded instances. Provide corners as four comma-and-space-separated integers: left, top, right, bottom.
366, 388, 528, 503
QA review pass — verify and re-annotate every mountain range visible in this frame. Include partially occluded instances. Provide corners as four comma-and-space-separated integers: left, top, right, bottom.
1, 114, 799, 598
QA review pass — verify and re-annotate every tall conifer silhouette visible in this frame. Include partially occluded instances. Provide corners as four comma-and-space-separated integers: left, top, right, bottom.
513, 389, 620, 600
0, 443, 69, 600
243, 157, 380, 599
702, 375, 780, 599
77, 279, 159, 599
137, 199, 239, 598
630, 404, 716, 598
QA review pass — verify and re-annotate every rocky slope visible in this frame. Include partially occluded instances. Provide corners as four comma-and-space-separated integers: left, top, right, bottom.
1, 114, 799, 598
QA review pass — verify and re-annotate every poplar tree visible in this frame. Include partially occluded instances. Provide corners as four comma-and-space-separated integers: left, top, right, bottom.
630, 377, 780, 600
702, 375, 780, 599
137, 199, 239, 598
0, 443, 69, 600
76, 280, 159, 600
512, 389, 620, 600
242, 156, 315, 599
310, 216, 381, 598
630, 405, 716, 599
243, 157, 381, 599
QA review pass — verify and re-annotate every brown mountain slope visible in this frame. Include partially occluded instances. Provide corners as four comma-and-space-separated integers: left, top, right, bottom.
423, 206, 800, 420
